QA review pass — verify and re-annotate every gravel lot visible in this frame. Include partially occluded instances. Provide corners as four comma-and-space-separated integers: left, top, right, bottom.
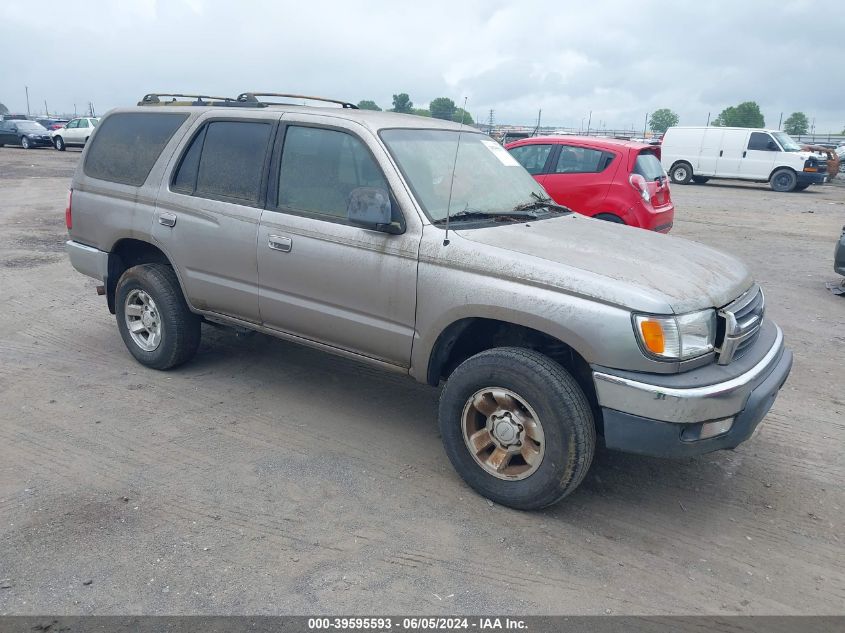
1, 147, 843, 615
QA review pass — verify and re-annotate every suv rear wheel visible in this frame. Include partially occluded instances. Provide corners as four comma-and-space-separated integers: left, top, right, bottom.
669, 162, 693, 184
115, 264, 201, 369
438, 347, 595, 510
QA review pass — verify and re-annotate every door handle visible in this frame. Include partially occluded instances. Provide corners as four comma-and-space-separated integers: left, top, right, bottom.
158, 212, 177, 227
719, 150, 723, 157
742, 150, 747, 158
268, 235, 292, 252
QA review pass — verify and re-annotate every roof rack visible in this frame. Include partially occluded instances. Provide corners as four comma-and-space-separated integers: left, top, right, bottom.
237, 92, 358, 109
138, 93, 241, 107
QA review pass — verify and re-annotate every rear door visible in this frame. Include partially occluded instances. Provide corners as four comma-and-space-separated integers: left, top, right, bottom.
256, 115, 420, 366
715, 129, 749, 178
506, 143, 555, 188
153, 115, 276, 323
696, 128, 723, 176
542, 143, 617, 214
73, 118, 91, 144
63, 119, 82, 143
740, 131, 778, 179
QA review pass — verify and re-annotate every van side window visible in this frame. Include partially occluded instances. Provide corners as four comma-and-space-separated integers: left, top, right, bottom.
748, 132, 777, 151
84, 112, 188, 186
553, 145, 612, 174
508, 144, 553, 174
173, 121, 272, 204
277, 126, 389, 220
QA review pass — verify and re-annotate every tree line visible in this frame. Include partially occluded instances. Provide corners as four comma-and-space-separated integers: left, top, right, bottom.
356, 94, 474, 124
649, 103, 841, 135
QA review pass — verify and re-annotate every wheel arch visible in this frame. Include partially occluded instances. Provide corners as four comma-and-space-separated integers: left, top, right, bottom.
768, 165, 797, 181
106, 238, 185, 314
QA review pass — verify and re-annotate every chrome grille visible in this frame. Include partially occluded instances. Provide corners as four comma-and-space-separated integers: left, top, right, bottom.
716, 285, 765, 365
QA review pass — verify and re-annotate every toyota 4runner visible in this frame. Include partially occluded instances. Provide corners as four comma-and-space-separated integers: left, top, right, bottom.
65, 92, 793, 510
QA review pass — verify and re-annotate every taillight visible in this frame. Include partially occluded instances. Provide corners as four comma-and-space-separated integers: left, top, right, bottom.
629, 174, 651, 203
65, 189, 73, 230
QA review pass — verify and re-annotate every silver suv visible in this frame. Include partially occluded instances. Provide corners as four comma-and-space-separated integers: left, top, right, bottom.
65, 92, 792, 510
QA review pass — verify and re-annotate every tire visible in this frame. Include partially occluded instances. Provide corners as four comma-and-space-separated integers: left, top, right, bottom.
20, 136, 31, 150
770, 168, 797, 192
54, 136, 66, 151
438, 347, 595, 510
669, 162, 693, 184
115, 263, 201, 370
794, 183, 810, 191
692, 176, 710, 184
594, 213, 625, 224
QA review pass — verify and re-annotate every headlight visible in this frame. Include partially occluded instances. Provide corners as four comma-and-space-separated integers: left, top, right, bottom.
633, 309, 716, 360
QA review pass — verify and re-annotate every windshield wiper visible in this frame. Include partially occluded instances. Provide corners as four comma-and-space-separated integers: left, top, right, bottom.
432, 209, 539, 224
512, 192, 573, 214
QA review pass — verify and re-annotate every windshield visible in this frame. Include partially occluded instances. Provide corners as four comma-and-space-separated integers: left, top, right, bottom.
16, 121, 47, 132
380, 129, 549, 223
772, 131, 802, 152
634, 151, 665, 180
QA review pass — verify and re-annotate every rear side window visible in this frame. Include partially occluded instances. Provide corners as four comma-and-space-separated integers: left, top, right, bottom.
508, 144, 553, 174
85, 113, 188, 186
276, 126, 388, 220
172, 120, 272, 204
553, 145, 612, 174
633, 151, 664, 180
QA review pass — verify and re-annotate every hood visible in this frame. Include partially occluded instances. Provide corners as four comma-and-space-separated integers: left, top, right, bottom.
455, 214, 752, 314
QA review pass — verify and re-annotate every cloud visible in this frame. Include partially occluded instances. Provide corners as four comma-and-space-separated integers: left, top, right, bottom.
0, 0, 842, 131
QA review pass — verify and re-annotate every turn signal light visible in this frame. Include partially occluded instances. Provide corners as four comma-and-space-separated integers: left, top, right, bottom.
65, 189, 73, 230
639, 320, 665, 354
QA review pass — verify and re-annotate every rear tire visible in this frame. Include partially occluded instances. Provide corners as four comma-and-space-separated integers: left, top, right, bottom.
438, 347, 595, 510
54, 136, 66, 151
20, 136, 31, 149
594, 213, 625, 224
670, 162, 693, 184
115, 264, 201, 370
770, 168, 797, 192
692, 176, 709, 184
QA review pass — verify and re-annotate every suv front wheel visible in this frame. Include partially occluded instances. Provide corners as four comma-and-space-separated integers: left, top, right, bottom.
438, 347, 595, 510
115, 264, 201, 369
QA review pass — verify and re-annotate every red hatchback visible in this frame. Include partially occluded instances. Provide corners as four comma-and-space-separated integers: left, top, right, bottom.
505, 136, 674, 232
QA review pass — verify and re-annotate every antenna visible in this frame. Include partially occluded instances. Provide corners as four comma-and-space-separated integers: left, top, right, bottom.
443, 97, 468, 247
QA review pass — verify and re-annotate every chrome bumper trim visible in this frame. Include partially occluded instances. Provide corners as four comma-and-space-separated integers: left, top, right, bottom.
593, 325, 784, 423
66, 240, 108, 281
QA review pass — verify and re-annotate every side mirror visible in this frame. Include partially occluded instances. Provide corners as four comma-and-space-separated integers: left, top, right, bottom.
347, 187, 399, 233
767, 140, 779, 151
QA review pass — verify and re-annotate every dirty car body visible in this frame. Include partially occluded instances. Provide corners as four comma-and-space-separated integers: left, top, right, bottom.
64, 95, 792, 509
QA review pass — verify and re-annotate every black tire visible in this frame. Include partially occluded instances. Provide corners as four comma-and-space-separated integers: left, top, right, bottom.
594, 213, 625, 224
115, 263, 201, 370
669, 162, 693, 184
20, 136, 31, 150
794, 183, 810, 191
54, 136, 66, 151
438, 347, 595, 510
770, 168, 797, 192
692, 176, 710, 184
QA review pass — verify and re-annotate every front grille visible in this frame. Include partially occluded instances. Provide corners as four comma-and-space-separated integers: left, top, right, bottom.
716, 285, 765, 364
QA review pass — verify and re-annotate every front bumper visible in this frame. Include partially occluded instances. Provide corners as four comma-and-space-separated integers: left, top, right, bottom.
66, 240, 108, 281
835, 230, 845, 276
592, 321, 792, 457
797, 171, 827, 185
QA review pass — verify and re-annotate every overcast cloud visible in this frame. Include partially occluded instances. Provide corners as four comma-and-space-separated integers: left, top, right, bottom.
1, 0, 843, 131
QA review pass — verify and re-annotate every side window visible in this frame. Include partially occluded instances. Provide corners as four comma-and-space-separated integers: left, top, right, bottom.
507, 144, 553, 175
66, 120, 79, 129
188, 121, 272, 204
748, 132, 776, 151
78, 119, 90, 129
553, 146, 610, 174
171, 127, 205, 194
277, 126, 389, 220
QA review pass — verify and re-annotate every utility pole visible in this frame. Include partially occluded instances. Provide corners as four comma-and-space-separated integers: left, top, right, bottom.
586, 110, 592, 135
487, 109, 494, 135
706, 112, 710, 126
778, 112, 783, 130
535, 109, 542, 134
44, 100, 48, 117
643, 112, 649, 138
74, 103, 77, 117
25, 86, 30, 116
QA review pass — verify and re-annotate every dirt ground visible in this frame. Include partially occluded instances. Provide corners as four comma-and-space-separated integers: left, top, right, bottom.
0, 147, 843, 616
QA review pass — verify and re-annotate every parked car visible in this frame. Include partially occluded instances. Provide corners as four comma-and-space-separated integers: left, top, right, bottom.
835, 225, 845, 277
65, 93, 792, 510
506, 136, 674, 232
661, 126, 828, 192
51, 117, 99, 150
36, 118, 69, 131
835, 146, 845, 172
802, 145, 840, 178
0, 119, 52, 149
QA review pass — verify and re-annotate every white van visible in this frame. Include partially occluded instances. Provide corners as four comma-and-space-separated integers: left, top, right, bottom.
661, 126, 828, 192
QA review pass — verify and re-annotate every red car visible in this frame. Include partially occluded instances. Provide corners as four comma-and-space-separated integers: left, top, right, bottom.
505, 136, 674, 232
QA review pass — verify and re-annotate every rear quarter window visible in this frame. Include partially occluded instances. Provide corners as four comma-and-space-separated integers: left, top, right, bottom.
633, 151, 664, 180
84, 112, 188, 186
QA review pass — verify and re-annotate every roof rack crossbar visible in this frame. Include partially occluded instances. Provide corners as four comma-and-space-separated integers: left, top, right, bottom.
138, 93, 240, 106
237, 92, 358, 109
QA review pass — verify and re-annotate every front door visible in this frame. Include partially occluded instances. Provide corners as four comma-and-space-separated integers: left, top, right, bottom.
257, 117, 420, 366
740, 131, 778, 179
153, 115, 276, 323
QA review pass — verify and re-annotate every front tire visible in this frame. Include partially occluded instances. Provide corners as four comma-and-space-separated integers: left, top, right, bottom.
770, 168, 797, 192
794, 183, 810, 191
438, 347, 595, 510
20, 136, 31, 149
692, 176, 710, 184
115, 264, 201, 370
670, 162, 693, 184
54, 136, 66, 151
